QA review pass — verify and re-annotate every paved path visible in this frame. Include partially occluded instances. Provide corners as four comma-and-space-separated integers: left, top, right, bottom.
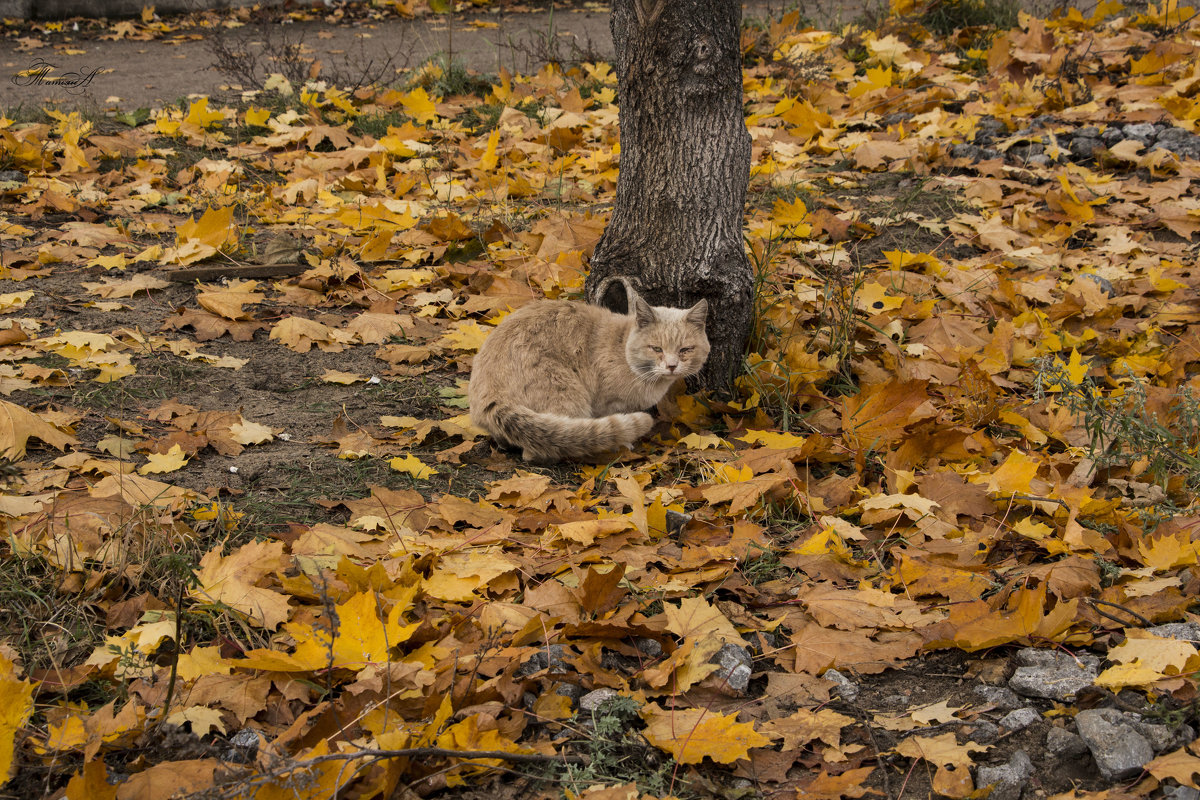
0, 1, 821, 110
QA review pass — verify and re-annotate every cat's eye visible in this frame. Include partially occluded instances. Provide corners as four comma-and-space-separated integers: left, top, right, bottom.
650, 346, 662, 353
679, 347, 694, 354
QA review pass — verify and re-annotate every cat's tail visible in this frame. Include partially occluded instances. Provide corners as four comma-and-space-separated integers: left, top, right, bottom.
477, 402, 653, 463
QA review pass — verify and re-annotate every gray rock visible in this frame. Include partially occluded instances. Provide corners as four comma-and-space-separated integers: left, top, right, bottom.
1146, 622, 1200, 642
1101, 127, 1126, 145
1075, 126, 1102, 139
578, 688, 622, 713
975, 750, 1034, 800
635, 638, 664, 659
974, 685, 1024, 710
1124, 122, 1159, 142
968, 720, 1001, 744
1074, 708, 1155, 780
1008, 648, 1099, 701
881, 112, 915, 127
1070, 137, 1102, 160
1133, 720, 1174, 753
1026, 154, 1051, 168
1164, 787, 1200, 800
0, 170, 25, 183
976, 116, 1007, 140
710, 643, 753, 693
1081, 273, 1116, 296
951, 143, 988, 161
222, 728, 260, 763
1046, 725, 1089, 758
553, 682, 584, 704
1157, 126, 1192, 143
824, 668, 859, 702
516, 644, 567, 677
999, 707, 1041, 731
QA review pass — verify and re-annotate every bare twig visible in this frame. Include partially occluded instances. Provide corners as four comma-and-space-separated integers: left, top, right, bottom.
1086, 597, 1152, 628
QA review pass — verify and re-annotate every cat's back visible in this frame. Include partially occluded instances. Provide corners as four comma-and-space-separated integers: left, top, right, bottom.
481, 299, 609, 352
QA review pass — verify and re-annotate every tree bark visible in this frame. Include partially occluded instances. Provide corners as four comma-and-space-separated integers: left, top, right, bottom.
585, 0, 753, 391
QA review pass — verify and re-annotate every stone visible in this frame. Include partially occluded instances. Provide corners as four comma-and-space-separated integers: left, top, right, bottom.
635, 638, 664, 658
951, 143, 988, 161
1101, 127, 1126, 145
710, 643, 753, 693
516, 644, 567, 677
1008, 648, 1099, 701
1123, 122, 1159, 142
824, 668, 859, 702
222, 728, 260, 763
999, 708, 1040, 731
1131, 719, 1180, 753
967, 720, 1000, 744
1164, 787, 1200, 800
975, 750, 1034, 800
1046, 725, 1089, 758
1074, 708, 1154, 780
553, 682, 584, 704
579, 688, 622, 714
974, 685, 1023, 710
1075, 126, 1102, 139
0, 170, 25, 183
1070, 137, 1102, 160
1146, 622, 1200, 642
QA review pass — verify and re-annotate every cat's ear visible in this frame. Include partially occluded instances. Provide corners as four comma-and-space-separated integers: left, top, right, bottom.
685, 299, 708, 329
632, 293, 656, 328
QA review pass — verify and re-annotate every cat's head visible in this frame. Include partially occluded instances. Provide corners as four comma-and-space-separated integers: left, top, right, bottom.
625, 293, 710, 380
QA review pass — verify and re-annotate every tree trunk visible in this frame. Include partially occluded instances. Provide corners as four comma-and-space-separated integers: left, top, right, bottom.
585, 0, 753, 391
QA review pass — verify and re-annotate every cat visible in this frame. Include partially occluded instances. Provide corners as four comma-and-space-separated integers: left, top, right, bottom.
468, 291, 709, 463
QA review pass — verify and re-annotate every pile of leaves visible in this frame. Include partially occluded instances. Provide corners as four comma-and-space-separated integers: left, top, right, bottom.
2, 0, 1200, 798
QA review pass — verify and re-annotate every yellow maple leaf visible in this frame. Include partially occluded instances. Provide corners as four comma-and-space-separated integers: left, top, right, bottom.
289, 591, 419, 670
663, 596, 741, 642
678, 432, 727, 450
0, 398, 78, 459
184, 97, 225, 129
269, 317, 339, 353
138, 443, 189, 475
400, 87, 438, 125
477, 127, 501, 171
245, 106, 270, 126
1148, 746, 1200, 789
229, 419, 274, 445
771, 197, 812, 236
974, 449, 1040, 495
738, 429, 806, 448
0, 653, 35, 782
190, 540, 291, 630
0, 291, 32, 311
640, 703, 771, 764
896, 731, 990, 768
321, 370, 368, 384
390, 453, 437, 479
440, 320, 492, 352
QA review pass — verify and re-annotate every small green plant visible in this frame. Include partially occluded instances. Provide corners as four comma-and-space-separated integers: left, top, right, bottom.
740, 542, 787, 586
561, 695, 681, 798
920, 0, 1018, 36
1033, 358, 1200, 496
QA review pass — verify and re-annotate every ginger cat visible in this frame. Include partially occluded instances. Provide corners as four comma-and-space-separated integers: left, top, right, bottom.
468, 292, 709, 463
